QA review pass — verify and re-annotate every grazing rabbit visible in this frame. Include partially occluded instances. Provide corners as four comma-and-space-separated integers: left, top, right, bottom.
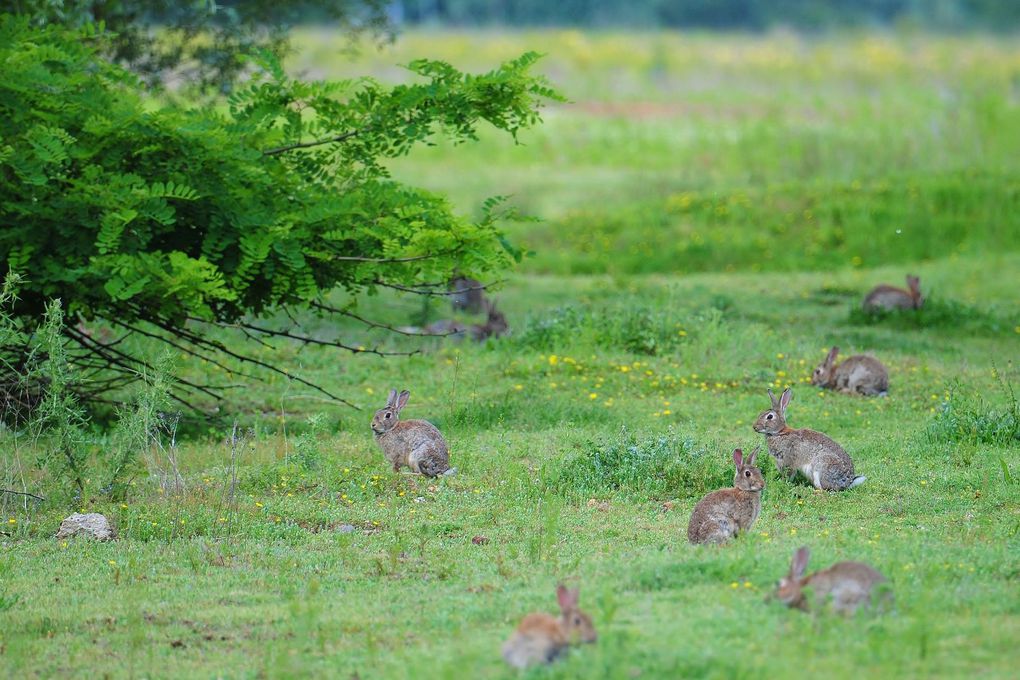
752, 388, 865, 491
469, 299, 509, 341
863, 274, 924, 311
772, 546, 891, 615
449, 276, 487, 314
502, 585, 597, 669
371, 389, 454, 477
812, 346, 889, 396
687, 447, 765, 544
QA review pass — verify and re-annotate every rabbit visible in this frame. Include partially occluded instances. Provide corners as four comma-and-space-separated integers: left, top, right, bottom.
687, 447, 765, 544
772, 546, 891, 615
502, 584, 597, 669
449, 276, 487, 314
863, 274, 924, 311
371, 389, 454, 477
752, 388, 865, 491
469, 299, 509, 341
811, 346, 889, 396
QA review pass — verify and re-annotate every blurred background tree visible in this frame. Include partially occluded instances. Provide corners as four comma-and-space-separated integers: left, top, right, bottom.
392, 0, 1020, 30
10, 0, 390, 92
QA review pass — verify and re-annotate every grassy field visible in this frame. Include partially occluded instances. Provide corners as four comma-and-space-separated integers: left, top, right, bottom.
2, 30, 1020, 679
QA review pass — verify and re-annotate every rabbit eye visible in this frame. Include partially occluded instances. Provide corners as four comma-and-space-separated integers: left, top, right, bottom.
744, 470, 751, 477
574, 616, 581, 626
766, 413, 774, 420
384, 413, 391, 419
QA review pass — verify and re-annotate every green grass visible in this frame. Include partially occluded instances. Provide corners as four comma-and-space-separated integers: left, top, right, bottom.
2, 29, 1020, 679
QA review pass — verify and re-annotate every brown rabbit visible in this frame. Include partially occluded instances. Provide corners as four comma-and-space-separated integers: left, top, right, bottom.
371, 389, 454, 477
812, 346, 889, 396
753, 388, 865, 491
687, 447, 765, 544
449, 276, 487, 314
502, 585, 597, 669
469, 299, 509, 341
773, 546, 891, 615
863, 274, 923, 311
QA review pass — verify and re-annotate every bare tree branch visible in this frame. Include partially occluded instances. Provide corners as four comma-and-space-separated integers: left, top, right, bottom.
327, 252, 446, 264
262, 129, 360, 156
232, 321, 417, 357
308, 302, 457, 337
138, 314, 361, 410
370, 279, 501, 297
0, 488, 45, 502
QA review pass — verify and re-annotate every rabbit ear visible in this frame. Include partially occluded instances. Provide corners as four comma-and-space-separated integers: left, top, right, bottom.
791, 546, 810, 579
386, 389, 398, 408
767, 388, 779, 410
747, 445, 760, 466
556, 584, 578, 611
732, 448, 743, 468
908, 275, 921, 295
395, 390, 410, 413
826, 346, 839, 366
779, 388, 793, 416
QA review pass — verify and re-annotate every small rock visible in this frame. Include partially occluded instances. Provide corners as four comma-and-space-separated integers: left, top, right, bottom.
56, 513, 115, 541
335, 524, 356, 534
414, 496, 426, 503
471, 535, 489, 545
661, 501, 675, 512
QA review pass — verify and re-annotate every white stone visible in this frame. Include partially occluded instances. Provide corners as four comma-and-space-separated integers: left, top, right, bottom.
56, 513, 116, 541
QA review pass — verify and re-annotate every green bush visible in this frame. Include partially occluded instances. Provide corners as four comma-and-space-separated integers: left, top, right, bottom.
926, 380, 1020, 447
0, 17, 559, 405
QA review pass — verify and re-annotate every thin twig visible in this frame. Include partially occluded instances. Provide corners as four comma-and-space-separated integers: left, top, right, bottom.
231, 321, 417, 357
370, 279, 501, 297
327, 252, 445, 263
262, 129, 360, 156
0, 487, 44, 503
308, 302, 456, 337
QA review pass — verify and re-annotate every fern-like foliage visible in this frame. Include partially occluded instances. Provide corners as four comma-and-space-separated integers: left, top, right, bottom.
0, 16, 562, 409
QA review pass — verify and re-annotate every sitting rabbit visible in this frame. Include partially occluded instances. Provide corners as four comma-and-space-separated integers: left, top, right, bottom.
371, 389, 454, 477
687, 447, 764, 544
753, 388, 865, 490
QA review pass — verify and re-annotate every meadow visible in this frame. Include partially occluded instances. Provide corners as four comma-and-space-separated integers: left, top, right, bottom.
2, 30, 1020, 679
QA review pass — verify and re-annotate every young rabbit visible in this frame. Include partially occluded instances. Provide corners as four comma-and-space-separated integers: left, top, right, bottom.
502, 585, 597, 669
469, 299, 509, 341
752, 388, 865, 491
811, 346, 889, 396
863, 274, 924, 311
687, 447, 765, 544
772, 546, 890, 615
371, 389, 454, 477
